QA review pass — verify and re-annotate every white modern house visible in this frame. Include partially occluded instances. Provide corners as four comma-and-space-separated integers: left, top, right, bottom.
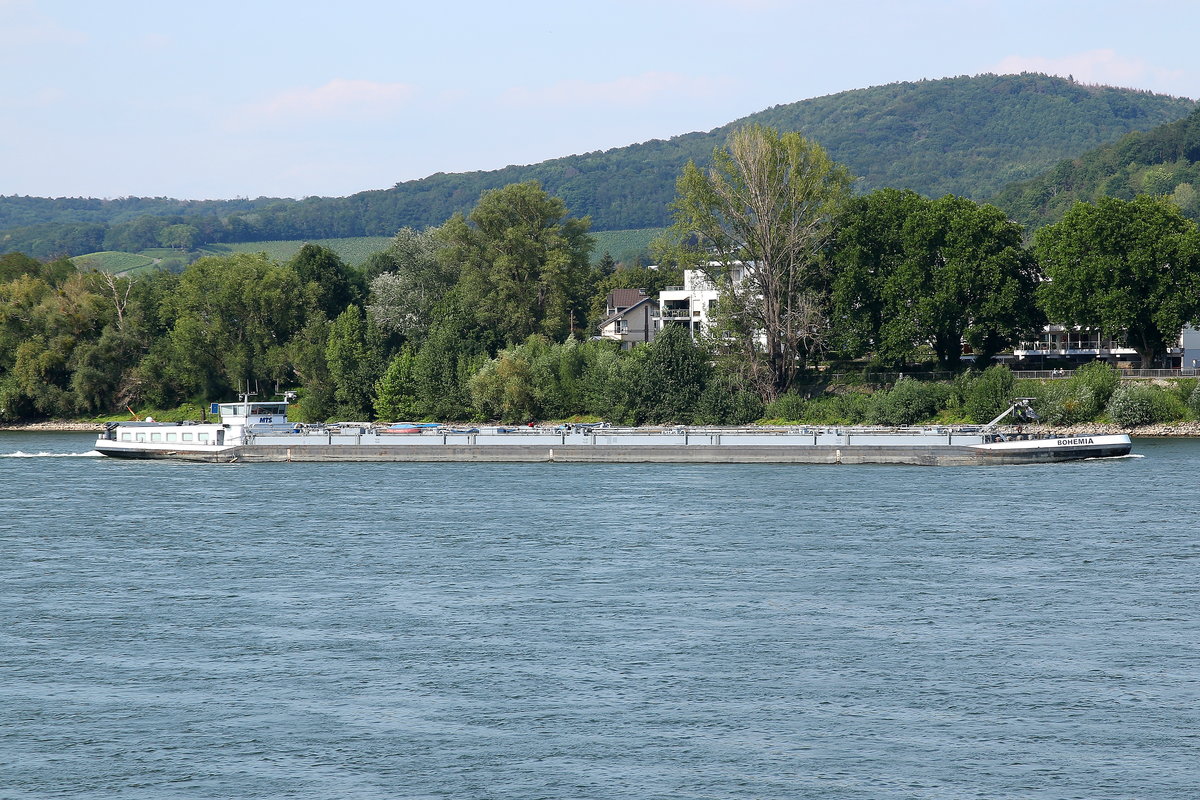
1013, 325, 1187, 369
656, 263, 751, 338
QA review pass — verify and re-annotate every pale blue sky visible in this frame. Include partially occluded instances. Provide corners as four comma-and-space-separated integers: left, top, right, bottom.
3, 0, 1198, 200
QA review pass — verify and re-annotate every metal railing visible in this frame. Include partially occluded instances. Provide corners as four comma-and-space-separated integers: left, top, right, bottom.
790, 368, 1198, 385
1013, 368, 1196, 379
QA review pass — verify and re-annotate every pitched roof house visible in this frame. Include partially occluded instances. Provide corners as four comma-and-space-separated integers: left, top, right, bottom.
597, 288, 658, 348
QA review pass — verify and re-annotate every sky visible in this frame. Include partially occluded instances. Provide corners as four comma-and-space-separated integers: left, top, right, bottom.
3, 0, 1199, 201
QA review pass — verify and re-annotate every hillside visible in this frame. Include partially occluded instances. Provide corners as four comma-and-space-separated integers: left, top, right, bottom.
991, 106, 1200, 228
1, 73, 1194, 259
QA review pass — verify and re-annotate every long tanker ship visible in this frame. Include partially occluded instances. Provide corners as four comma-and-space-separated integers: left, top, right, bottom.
93, 395, 1133, 466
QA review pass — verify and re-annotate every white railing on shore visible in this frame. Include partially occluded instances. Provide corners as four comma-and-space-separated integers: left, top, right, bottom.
797, 368, 1198, 385
1012, 368, 1197, 379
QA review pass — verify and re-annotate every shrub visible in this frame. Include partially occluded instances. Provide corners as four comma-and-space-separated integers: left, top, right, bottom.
805, 392, 871, 424
694, 383, 765, 425
868, 378, 950, 426
963, 365, 1015, 424
1189, 382, 1200, 419
1107, 383, 1186, 427
1071, 361, 1120, 408
764, 392, 807, 422
728, 391, 765, 425
1032, 362, 1119, 425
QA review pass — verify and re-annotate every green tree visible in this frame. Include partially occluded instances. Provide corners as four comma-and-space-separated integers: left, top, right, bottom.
832, 192, 1040, 370
667, 124, 853, 398
325, 306, 382, 420
898, 195, 1040, 370
1035, 195, 1200, 367
287, 315, 335, 422
289, 242, 358, 320
963, 365, 1015, 424
628, 324, 712, 424
159, 253, 307, 400
439, 181, 593, 344
158, 224, 199, 251
367, 226, 454, 345
0, 252, 42, 282
831, 188, 928, 363
411, 294, 489, 420
375, 346, 421, 421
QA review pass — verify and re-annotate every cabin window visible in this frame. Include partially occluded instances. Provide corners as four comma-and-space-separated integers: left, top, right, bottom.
121, 433, 132, 442
166, 432, 177, 442
151, 433, 163, 443
182, 432, 193, 442
197, 433, 209, 443
136, 433, 146, 442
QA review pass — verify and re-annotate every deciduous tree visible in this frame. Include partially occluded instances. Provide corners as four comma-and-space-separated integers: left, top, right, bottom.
668, 124, 852, 397
1034, 195, 1200, 367
439, 182, 593, 344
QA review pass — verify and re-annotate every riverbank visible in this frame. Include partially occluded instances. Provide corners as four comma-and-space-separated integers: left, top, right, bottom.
0, 421, 105, 432
1025, 422, 1200, 437
4, 420, 1200, 436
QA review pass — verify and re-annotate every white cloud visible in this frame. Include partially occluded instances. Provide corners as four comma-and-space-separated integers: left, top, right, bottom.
500, 71, 735, 110
240, 79, 417, 126
988, 49, 1186, 93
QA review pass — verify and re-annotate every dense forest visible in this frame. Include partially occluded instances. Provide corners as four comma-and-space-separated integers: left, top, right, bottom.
2, 74, 1194, 259
992, 106, 1200, 228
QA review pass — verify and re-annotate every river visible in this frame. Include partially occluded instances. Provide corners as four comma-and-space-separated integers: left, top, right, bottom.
2, 432, 1197, 799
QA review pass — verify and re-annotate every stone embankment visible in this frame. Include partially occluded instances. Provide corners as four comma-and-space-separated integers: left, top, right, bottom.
1021, 422, 1200, 437
0, 421, 105, 432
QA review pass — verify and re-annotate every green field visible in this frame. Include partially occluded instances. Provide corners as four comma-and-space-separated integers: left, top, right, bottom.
71, 229, 664, 276
590, 228, 664, 266
70, 251, 156, 274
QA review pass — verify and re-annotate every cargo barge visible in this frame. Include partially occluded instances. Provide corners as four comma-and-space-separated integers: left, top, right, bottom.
94, 396, 1133, 466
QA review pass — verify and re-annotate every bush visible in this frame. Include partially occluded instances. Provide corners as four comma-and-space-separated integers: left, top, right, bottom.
764, 392, 807, 422
963, 365, 1014, 424
868, 378, 950, 426
1189, 382, 1200, 419
1031, 362, 1119, 425
694, 382, 765, 425
803, 393, 871, 424
1106, 383, 1186, 427
1071, 361, 1120, 407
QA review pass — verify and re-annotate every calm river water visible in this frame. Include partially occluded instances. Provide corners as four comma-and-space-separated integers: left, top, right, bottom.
1, 432, 1197, 799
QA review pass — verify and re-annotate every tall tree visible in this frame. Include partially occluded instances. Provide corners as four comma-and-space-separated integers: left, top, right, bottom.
439, 181, 593, 344
289, 243, 358, 319
830, 188, 928, 363
831, 191, 1040, 370
159, 253, 306, 400
325, 306, 382, 420
1035, 195, 1200, 367
367, 226, 453, 345
898, 195, 1040, 370
667, 124, 853, 397
635, 323, 712, 423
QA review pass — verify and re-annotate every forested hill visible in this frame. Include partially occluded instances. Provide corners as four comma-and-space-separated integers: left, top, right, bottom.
991, 106, 1200, 229
1, 73, 1195, 258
